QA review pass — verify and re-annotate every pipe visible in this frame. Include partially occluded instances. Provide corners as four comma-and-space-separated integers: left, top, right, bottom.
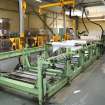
63, 8, 66, 34
18, 0, 24, 37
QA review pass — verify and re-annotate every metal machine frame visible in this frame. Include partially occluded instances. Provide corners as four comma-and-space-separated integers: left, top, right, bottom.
0, 1, 102, 105
0, 42, 100, 105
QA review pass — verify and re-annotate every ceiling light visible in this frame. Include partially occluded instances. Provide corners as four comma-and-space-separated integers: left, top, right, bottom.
91, 18, 105, 21
36, 0, 42, 3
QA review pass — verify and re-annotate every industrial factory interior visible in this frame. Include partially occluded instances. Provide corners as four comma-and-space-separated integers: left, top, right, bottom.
1, 0, 105, 105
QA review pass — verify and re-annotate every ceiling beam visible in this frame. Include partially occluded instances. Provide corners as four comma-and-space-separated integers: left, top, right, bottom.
0, 8, 18, 13
78, 1, 105, 7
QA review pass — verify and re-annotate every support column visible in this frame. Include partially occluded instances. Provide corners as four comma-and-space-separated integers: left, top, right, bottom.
18, 0, 26, 48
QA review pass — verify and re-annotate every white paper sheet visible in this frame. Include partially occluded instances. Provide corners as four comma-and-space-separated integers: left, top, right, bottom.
52, 40, 87, 52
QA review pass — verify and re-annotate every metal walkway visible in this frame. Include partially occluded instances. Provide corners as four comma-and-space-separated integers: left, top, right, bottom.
0, 55, 105, 105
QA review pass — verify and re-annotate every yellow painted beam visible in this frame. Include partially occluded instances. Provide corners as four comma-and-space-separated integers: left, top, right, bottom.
39, 0, 75, 9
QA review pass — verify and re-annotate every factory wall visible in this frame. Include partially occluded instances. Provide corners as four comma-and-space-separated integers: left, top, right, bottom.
28, 14, 74, 32
46, 14, 74, 35
0, 10, 19, 32
0, 0, 17, 11
29, 15, 44, 29
0, 0, 72, 32
0, 0, 18, 32
79, 21, 105, 31
28, 15, 72, 30
0, 0, 30, 32
0, 0, 72, 33
46, 15, 72, 28
0, 10, 30, 32
0, 11, 45, 32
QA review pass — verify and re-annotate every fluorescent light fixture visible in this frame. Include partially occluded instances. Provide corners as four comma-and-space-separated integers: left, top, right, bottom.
65, 10, 82, 17
0, 19, 3, 23
36, 0, 42, 2
91, 18, 105, 21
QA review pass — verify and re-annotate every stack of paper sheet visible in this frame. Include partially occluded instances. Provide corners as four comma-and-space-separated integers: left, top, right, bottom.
51, 40, 87, 52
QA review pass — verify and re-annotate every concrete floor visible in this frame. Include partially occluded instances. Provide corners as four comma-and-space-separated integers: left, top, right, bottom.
1, 55, 105, 105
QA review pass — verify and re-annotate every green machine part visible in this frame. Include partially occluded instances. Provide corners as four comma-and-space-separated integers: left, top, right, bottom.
0, 42, 101, 105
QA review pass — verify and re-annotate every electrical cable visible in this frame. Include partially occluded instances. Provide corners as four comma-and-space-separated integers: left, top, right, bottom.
74, 0, 89, 34
76, 0, 104, 36
82, 8, 89, 33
